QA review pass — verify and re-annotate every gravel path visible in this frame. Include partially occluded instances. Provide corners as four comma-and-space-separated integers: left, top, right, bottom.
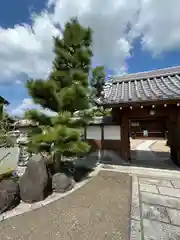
0, 171, 131, 240
150, 140, 169, 152
130, 139, 145, 150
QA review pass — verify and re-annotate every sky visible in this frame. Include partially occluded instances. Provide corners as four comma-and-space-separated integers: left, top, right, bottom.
0, 0, 180, 116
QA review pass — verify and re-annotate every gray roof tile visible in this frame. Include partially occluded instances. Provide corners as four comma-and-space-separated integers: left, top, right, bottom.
101, 66, 180, 105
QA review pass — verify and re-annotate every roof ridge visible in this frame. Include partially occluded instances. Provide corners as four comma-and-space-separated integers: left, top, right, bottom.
109, 65, 180, 83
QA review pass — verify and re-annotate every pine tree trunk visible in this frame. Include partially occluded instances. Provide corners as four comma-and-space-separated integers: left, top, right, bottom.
53, 152, 61, 173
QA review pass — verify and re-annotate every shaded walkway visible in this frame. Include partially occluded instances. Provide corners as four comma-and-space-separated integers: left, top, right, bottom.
131, 140, 179, 170
0, 171, 131, 240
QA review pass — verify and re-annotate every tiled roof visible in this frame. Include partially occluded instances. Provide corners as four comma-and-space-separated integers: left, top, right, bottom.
102, 66, 180, 106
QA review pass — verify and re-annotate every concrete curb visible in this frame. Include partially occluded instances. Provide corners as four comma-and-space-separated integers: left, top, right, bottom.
0, 165, 101, 222
100, 164, 180, 179
130, 175, 142, 240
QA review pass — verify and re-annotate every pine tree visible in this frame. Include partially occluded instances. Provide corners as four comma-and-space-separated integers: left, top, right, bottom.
25, 18, 93, 172
90, 66, 111, 117
90, 66, 105, 100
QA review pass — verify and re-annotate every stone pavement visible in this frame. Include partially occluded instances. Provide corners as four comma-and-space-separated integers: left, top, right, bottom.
100, 139, 180, 239
131, 175, 180, 240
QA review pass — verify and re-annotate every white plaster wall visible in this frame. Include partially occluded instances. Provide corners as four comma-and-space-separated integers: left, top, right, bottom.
104, 125, 121, 140
86, 126, 101, 140
86, 125, 121, 140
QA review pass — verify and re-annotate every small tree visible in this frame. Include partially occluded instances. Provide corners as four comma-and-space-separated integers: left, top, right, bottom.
0, 111, 15, 147
25, 18, 93, 172
90, 66, 111, 117
90, 66, 105, 99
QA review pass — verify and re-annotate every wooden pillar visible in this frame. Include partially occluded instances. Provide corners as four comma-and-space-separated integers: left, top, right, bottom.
168, 111, 180, 166
121, 116, 130, 161
176, 111, 180, 165
167, 115, 175, 164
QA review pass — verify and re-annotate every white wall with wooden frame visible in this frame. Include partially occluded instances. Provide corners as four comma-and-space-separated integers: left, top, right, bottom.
86, 125, 101, 140
104, 125, 121, 140
85, 125, 121, 140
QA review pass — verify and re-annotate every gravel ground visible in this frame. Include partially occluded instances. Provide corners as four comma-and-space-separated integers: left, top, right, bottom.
150, 140, 170, 152
150, 140, 171, 161
130, 139, 145, 150
0, 171, 131, 240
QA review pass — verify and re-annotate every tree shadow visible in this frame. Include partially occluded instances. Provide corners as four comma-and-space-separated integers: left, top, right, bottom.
130, 149, 179, 170
99, 150, 130, 166
60, 161, 93, 182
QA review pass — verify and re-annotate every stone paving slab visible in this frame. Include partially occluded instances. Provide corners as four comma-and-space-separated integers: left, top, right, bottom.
139, 177, 173, 187
129, 139, 180, 239
166, 208, 180, 226
171, 179, 180, 189
140, 183, 159, 194
143, 219, 180, 240
141, 191, 180, 209
131, 174, 180, 240
141, 202, 170, 223
159, 186, 180, 198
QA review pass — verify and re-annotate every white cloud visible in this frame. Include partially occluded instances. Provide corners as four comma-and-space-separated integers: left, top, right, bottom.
0, 12, 60, 83
51, 0, 140, 73
132, 0, 180, 55
0, 0, 140, 83
11, 99, 33, 116
1, 0, 180, 85
11, 98, 56, 116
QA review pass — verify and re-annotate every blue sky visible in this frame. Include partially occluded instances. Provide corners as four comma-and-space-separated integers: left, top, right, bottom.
0, 0, 46, 113
0, 0, 46, 28
0, 0, 180, 115
127, 40, 180, 74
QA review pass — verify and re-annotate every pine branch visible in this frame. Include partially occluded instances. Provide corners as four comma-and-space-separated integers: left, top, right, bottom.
26, 80, 60, 112
24, 109, 52, 126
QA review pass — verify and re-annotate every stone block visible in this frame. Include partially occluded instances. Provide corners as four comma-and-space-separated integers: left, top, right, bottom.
131, 176, 140, 220
140, 184, 159, 194
19, 158, 50, 203
141, 192, 180, 209
0, 179, 20, 214
142, 203, 170, 223
167, 208, 180, 226
171, 180, 180, 189
139, 177, 173, 187
143, 219, 180, 240
159, 187, 180, 198
130, 219, 142, 240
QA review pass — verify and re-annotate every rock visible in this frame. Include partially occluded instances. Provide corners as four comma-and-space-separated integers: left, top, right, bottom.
52, 173, 74, 193
19, 158, 50, 203
0, 179, 20, 213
